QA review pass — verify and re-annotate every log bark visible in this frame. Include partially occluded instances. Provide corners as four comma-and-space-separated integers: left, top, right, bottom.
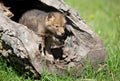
0, 0, 106, 77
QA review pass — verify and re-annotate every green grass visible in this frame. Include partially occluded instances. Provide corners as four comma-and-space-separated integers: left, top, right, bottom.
0, 0, 120, 81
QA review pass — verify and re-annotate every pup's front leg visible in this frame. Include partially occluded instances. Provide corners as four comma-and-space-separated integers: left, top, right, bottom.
45, 37, 54, 62
45, 37, 54, 61
41, 37, 45, 57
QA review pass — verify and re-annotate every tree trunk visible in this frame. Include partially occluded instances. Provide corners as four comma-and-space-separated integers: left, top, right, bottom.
0, 0, 106, 77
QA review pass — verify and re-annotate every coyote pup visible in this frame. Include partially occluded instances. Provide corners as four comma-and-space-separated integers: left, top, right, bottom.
19, 9, 66, 62
0, 2, 14, 18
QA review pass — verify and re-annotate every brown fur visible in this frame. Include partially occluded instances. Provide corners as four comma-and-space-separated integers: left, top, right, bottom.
0, 2, 14, 18
19, 9, 66, 62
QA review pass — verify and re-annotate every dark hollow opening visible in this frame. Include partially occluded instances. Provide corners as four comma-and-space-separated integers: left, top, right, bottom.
2, 0, 58, 22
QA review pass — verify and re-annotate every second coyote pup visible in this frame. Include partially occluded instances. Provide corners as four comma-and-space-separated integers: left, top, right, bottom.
19, 9, 66, 62
0, 2, 14, 18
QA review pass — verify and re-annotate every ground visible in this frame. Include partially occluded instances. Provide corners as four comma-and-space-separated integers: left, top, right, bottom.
0, 0, 120, 81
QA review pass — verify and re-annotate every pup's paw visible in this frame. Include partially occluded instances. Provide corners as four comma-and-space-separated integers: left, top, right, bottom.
45, 54, 54, 63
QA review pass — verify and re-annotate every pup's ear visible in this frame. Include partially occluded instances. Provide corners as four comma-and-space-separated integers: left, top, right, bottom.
60, 13, 66, 24
6, 7, 11, 9
47, 12, 55, 21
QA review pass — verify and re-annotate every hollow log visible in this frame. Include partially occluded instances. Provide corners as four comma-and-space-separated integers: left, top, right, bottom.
0, 0, 106, 77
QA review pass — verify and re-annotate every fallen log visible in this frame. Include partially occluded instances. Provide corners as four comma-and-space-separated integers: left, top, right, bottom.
0, 0, 106, 77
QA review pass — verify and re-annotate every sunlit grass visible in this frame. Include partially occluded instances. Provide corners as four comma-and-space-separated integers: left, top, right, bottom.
64, 0, 120, 81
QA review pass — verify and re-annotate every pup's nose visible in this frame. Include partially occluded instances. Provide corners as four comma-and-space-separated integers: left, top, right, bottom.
61, 32, 65, 36
7, 13, 14, 18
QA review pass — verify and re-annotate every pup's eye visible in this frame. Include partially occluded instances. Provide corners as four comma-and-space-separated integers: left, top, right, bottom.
56, 26, 59, 28
3, 9, 7, 12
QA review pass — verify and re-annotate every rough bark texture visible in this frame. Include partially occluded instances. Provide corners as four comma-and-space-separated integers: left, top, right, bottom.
0, 0, 106, 77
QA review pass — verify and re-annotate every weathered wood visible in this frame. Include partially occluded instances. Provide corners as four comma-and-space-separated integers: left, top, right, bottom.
0, 0, 106, 77
0, 11, 44, 75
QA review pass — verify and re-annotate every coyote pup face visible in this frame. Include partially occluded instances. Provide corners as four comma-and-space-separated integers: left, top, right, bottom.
0, 3, 14, 18
45, 12, 66, 36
